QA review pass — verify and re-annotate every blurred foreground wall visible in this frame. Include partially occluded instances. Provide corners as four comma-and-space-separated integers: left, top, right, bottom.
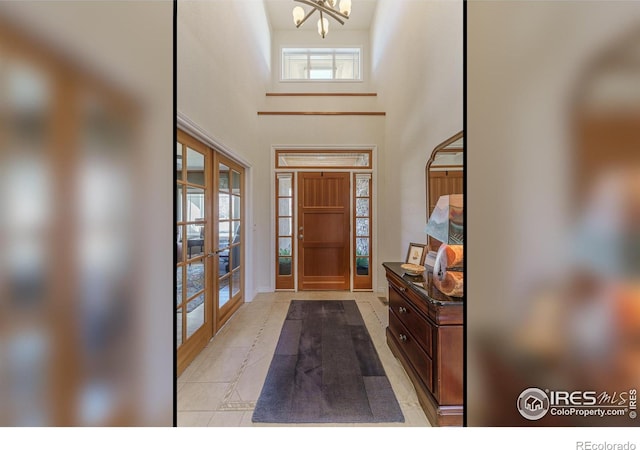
468, 1, 640, 426
0, 2, 173, 426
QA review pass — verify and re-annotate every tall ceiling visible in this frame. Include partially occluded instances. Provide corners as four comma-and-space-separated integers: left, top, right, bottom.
264, 0, 379, 32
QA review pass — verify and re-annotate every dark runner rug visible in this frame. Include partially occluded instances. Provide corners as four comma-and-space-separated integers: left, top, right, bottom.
252, 300, 404, 423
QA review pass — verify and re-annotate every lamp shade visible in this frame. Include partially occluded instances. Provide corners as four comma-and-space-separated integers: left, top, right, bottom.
425, 194, 463, 244
292, 6, 305, 25
339, 0, 352, 16
317, 17, 329, 38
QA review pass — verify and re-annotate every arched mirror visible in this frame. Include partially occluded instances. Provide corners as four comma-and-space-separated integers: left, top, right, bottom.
572, 27, 640, 209
426, 131, 464, 252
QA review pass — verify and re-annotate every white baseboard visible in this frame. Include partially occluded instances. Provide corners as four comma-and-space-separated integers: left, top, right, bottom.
245, 287, 274, 303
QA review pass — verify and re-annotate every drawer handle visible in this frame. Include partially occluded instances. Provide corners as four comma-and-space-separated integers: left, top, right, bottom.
398, 306, 407, 314
399, 287, 407, 293
399, 334, 407, 342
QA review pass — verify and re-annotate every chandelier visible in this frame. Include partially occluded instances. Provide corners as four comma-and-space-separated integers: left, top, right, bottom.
292, 0, 352, 39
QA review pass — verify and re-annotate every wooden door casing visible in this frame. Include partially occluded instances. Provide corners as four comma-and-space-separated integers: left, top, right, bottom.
297, 172, 351, 290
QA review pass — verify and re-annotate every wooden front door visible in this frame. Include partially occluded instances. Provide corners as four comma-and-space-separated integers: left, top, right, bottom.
298, 172, 351, 290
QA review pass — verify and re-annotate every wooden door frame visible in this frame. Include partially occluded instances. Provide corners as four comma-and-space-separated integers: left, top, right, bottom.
271, 145, 377, 293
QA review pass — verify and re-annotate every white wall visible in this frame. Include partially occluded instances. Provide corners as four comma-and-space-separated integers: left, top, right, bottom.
178, 0, 272, 298
178, 1, 271, 155
370, 0, 463, 291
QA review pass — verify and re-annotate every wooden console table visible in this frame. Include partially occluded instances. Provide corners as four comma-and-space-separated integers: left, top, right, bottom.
383, 262, 464, 426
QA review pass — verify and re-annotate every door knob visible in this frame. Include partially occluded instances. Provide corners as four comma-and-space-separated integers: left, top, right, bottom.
299, 234, 304, 240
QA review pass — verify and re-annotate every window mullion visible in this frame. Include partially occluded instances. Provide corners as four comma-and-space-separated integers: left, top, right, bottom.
332, 50, 336, 80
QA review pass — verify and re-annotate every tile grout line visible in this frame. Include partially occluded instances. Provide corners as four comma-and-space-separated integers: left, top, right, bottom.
365, 300, 386, 329
217, 304, 275, 411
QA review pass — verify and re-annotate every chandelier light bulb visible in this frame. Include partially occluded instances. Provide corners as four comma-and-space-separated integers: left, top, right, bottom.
292, 6, 305, 25
339, 0, 351, 16
291, 0, 351, 38
317, 17, 329, 38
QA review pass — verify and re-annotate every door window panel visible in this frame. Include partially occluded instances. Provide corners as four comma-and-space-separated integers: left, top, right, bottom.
354, 174, 372, 289
218, 278, 230, 308
186, 294, 205, 339
186, 147, 205, 185
214, 158, 243, 327
176, 308, 183, 349
275, 173, 294, 289
278, 198, 292, 216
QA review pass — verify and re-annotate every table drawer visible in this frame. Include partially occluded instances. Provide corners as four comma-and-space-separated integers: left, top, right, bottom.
389, 285, 433, 357
388, 310, 433, 392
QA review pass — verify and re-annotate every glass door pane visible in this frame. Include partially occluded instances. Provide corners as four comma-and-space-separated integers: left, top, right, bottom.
176, 131, 212, 376
217, 162, 231, 309
275, 173, 294, 289
354, 173, 372, 290
215, 156, 243, 329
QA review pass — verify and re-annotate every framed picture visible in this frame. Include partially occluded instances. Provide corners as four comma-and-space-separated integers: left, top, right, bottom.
406, 242, 427, 266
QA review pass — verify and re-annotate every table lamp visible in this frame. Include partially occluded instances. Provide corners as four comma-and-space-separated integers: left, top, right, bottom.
425, 194, 464, 297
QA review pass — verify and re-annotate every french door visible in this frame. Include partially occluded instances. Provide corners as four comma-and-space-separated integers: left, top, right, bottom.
176, 130, 244, 375
214, 154, 244, 330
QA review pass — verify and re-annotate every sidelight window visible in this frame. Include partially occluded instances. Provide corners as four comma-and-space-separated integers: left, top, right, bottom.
275, 173, 295, 289
353, 173, 372, 290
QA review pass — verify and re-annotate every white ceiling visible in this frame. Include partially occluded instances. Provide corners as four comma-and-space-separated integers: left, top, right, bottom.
264, 0, 379, 31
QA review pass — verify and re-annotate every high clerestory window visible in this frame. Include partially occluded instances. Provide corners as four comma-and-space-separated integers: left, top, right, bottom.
281, 47, 361, 81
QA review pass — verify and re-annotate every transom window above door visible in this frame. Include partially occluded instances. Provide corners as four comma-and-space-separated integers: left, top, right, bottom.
281, 47, 361, 81
276, 149, 371, 169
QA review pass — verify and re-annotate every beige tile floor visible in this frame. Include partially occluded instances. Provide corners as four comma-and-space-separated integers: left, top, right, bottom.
177, 291, 431, 427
